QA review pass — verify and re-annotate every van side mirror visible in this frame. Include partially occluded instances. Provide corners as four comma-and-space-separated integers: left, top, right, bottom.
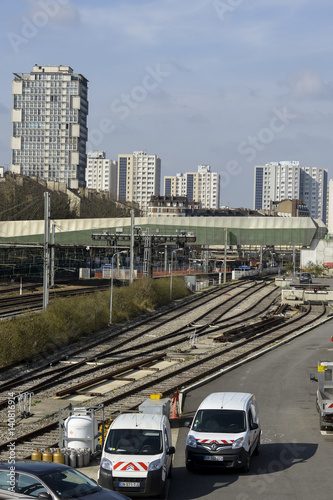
167, 446, 175, 455
310, 373, 318, 382
183, 420, 192, 428
250, 423, 259, 430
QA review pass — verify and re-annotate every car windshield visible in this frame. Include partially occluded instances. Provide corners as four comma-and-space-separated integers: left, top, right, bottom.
105, 429, 163, 455
40, 468, 100, 498
192, 409, 246, 433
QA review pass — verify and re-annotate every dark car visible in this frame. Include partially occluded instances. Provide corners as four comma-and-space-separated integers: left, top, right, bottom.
299, 272, 312, 284
0, 461, 130, 500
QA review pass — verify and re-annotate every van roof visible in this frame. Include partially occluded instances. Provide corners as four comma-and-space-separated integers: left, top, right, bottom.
110, 413, 166, 431
198, 392, 254, 411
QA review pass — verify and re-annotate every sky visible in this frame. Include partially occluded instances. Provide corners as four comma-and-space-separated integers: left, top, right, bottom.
1, 0, 333, 209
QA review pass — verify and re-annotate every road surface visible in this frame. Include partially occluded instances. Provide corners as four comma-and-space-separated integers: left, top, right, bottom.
168, 317, 333, 500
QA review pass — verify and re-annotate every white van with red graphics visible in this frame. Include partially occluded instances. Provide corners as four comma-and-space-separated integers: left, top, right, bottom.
185, 392, 261, 473
98, 412, 175, 498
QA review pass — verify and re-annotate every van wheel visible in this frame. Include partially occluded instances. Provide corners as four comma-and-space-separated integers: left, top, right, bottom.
320, 415, 326, 431
158, 480, 167, 499
253, 436, 260, 455
167, 463, 173, 479
186, 460, 195, 472
242, 456, 250, 473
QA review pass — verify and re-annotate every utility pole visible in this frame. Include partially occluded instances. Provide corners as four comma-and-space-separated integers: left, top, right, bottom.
223, 228, 227, 284
130, 210, 134, 284
43, 192, 50, 310
50, 223, 55, 288
109, 250, 127, 326
164, 244, 167, 273
143, 228, 151, 278
204, 245, 209, 274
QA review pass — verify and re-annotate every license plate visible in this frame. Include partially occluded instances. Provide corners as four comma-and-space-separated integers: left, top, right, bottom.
118, 482, 140, 487
204, 455, 223, 461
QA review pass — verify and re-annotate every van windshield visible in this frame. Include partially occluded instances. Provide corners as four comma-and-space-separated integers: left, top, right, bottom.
105, 429, 163, 455
192, 409, 246, 433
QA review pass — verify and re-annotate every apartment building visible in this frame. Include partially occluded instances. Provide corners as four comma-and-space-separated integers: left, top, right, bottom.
164, 165, 220, 209
117, 151, 161, 213
10, 64, 88, 188
147, 195, 200, 217
270, 199, 310, 217
85, 151, 117, 198
327, 179, 333, 234
254, 161, 328, 221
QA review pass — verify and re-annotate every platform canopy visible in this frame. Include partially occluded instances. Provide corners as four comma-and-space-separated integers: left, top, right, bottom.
0, 216, 326, 248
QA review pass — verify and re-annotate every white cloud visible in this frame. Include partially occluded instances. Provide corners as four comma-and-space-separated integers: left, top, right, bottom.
280, 70, 333, 100
26, 0, 80, 24
77, 0, 214, 45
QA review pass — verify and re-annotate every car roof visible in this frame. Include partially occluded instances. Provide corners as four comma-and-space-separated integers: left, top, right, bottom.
0, 460, 71, 474
197, 392, 254, 411
110, 413, 166, 431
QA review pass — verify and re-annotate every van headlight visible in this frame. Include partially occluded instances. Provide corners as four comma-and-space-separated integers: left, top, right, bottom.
232, 437, 245, 449
186, 435, 197, 448
148, 458, 163, 471
101, 457, 113, 471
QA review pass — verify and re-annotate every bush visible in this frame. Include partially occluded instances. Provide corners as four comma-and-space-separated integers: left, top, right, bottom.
303, 261, 324, 276
0, 277, 190, 367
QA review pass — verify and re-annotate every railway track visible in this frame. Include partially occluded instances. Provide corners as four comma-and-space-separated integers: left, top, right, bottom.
0, 285, 109, 318
0, 279, 329, 460
0, 278, 257, 379
0, 279, 274, 399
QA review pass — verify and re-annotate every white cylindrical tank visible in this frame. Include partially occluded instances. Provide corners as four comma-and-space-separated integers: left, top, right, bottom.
64, 411, 98, 451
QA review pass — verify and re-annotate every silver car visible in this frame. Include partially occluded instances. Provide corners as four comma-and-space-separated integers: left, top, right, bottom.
0, 461, 130, 500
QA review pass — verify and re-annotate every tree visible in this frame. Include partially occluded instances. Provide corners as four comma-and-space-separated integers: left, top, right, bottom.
303, 261, 324, 276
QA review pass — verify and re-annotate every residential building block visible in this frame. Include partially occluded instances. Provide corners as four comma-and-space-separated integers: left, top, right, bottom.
117, 151, 161, 213
164, 165, 220, 209
85, 151, 117, 198
11, 64, 88, 188
254, 161, 327, 221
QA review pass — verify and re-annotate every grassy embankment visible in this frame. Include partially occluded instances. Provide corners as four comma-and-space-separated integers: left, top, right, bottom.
0, 277, 190, 368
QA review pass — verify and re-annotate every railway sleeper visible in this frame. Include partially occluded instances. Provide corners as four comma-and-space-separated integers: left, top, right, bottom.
214, 316, 285, 342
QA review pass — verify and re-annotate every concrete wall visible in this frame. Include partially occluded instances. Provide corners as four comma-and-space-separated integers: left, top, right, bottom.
281, 288, 331, 303
232, 269, 258, 279
301, 238, 333, 267
275, 277, 293, 288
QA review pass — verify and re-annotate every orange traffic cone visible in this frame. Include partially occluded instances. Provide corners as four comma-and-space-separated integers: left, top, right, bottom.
170, 389, 180, 419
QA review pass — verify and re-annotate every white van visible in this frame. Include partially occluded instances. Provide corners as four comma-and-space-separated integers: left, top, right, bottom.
185, 392, 261, 472
98, 412, 175, 498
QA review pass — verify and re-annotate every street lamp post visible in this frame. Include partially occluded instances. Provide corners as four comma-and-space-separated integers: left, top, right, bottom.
170, 249, 181, 301
281, 254, 285, 273
109, 250, 127, 326
289, 243, 301, 278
